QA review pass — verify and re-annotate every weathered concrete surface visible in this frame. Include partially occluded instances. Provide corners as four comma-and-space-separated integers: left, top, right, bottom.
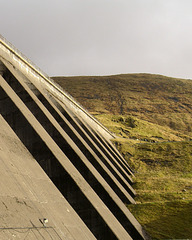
0, 35, 148, 239
0, 114, 96, 240
1, 58, 135, 205
0, 73, 133, 239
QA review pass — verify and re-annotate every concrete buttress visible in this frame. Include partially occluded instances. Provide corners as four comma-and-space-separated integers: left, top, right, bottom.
0, 34, 148, 240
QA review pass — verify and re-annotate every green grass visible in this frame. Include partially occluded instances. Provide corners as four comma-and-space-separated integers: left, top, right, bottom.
53, 74, 192, 239
95, 114, 192, 239
95, 114, 190, 142
128, 201, 192, 240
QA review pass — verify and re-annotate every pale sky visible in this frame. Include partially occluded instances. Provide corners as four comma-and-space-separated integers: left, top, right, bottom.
1, 0, 192, 79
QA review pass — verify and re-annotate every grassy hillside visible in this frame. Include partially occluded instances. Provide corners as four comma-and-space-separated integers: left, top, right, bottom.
53, 74, 192, 239
53, 74, 192, 136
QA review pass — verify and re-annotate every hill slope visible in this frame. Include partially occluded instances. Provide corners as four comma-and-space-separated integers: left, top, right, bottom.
53, 74, 192, 239
53, 74, 192, 136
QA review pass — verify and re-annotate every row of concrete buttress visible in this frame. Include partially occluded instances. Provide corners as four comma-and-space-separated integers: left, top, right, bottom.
0, 50, 147, 239
0, 114, 95, 240
0, 62, 96, 238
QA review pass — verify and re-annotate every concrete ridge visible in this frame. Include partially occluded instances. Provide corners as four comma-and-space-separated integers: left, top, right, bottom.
0, 34, 114, 139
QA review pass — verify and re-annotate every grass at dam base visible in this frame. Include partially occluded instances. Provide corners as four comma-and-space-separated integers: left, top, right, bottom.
96, 114, 192, 240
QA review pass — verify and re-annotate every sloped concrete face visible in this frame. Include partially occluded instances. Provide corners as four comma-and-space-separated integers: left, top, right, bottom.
0, 35, 148, 239
0, 115, 96, 240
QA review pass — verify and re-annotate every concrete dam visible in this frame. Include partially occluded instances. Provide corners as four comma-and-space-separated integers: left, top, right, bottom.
0, 35, 147, 239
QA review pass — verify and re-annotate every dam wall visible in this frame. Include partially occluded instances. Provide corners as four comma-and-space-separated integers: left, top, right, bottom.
0, 35, 147, 239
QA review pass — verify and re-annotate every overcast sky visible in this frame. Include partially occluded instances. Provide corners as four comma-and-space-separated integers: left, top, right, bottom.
1, 0, 192, 79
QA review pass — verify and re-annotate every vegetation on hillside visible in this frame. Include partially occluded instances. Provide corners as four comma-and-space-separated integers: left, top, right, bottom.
97, 114, 192, 239
53, 74, 192, 136
53, 74, 192, 239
